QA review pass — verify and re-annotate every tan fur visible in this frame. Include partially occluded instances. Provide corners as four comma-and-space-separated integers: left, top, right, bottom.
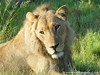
0, 4, 75, 74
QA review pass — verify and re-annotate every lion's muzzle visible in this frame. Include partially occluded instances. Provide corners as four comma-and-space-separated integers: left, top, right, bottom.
47, 43, 64, 59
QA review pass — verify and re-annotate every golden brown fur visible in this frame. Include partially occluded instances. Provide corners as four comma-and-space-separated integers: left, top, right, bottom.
0, 4, 75, 75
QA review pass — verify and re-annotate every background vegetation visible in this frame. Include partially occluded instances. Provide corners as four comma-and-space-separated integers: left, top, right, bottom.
0, 0, 100, 74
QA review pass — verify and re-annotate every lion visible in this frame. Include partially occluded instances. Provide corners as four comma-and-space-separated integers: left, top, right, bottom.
0, 4, 75, 75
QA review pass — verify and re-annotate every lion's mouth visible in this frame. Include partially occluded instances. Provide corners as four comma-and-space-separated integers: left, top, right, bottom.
46, 45, 64, 59
51, 51, 64, 59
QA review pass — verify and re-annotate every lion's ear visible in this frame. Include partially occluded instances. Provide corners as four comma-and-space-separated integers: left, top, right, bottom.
26, 12, 35, 22
55, 5, 69, 21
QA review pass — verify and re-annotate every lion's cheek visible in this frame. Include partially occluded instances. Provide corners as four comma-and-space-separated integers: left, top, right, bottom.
56, 44, 64, 51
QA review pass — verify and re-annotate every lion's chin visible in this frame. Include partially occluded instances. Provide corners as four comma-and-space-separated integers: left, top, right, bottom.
51, 52, 64, 59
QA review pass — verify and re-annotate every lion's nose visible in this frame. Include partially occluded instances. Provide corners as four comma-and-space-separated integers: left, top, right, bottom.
50, 43, 59, 50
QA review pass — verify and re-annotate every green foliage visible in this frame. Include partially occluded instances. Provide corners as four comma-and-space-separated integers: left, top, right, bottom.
0, 72, 18, 75
73, 30, 100, 71
0, 0, 19, 43
71, 0, 100, 72
0, 0, 100, 73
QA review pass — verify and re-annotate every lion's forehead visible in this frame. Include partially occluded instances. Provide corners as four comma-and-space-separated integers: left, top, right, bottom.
37, 13, 57, 29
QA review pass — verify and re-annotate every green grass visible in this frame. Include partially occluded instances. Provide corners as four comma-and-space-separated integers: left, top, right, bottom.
0, 0, 100, 74
72, 30, 100, 72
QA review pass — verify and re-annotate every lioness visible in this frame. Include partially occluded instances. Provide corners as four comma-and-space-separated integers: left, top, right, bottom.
0, 4, 75, 75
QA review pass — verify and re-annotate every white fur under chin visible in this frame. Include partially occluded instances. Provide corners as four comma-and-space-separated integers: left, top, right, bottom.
51, 52, 64, 59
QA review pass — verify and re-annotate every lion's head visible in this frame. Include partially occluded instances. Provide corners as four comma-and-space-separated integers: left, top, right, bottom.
25, 5, 71, 59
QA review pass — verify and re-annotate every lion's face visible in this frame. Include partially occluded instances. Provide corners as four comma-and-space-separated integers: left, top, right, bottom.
26, 5, 69, 58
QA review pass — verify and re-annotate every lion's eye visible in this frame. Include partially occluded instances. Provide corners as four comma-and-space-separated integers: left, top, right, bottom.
55, 25, 60, 30
39, 31, 44, 34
